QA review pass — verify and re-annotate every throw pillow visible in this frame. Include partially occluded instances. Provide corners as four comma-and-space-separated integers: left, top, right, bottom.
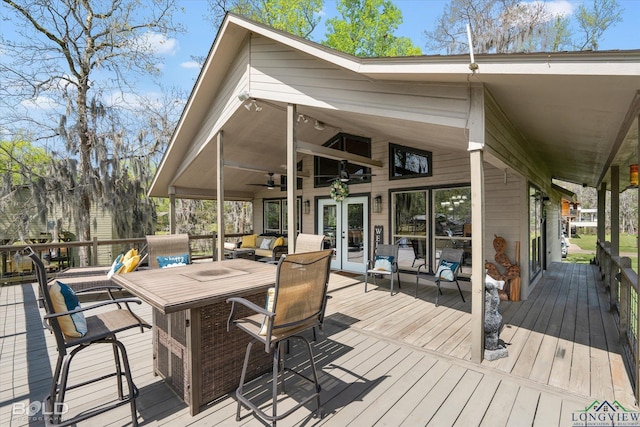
157, 253, 189, 268
373, 255, 394, 272
122, 255, 141, 273
259, 287, 276, 336
122, 248, 138, 262
436, 260, 459, 281
224, 242, 237, 251
273, 236, 284, 248
107, 253, 124, 279
259, 238, 272, 250
49, 281, 88, 338
241, 234, 257, 248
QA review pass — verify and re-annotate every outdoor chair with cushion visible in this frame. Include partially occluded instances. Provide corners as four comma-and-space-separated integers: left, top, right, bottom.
365, 243, 401, 295
227, 249, 333, 426
146, 233, 190, 269
415, 247, 465, 306
294, 233, 325, 253
265, 233, 325, 265
28, 248, 150, 426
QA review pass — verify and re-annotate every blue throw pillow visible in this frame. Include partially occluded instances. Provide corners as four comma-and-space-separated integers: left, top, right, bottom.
49, 281, 88, 338
436, 260, 459, 281
373, 255, 394, 272
157, 253, 189, 268
107, 253, 124, 279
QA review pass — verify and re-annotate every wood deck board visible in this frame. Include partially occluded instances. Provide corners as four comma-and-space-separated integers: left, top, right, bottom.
1, 261, 636, 427
452, 375, 501, 427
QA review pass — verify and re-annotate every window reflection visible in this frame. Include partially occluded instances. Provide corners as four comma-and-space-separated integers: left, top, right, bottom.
392, 191, 427, 271
433, 187, 472, 274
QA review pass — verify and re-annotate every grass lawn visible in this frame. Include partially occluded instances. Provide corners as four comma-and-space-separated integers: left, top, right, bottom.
570, 234, 637, 253
567, 233, 637, 269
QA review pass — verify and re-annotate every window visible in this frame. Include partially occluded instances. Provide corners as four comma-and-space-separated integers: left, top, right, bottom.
391, 190, 428, 271
314, 133, 371, 187
263, 198, 301, 235
433, 187, 472, 273
280, 176, 303, 191
389, 143, 432, 180
280, 160, 303, 191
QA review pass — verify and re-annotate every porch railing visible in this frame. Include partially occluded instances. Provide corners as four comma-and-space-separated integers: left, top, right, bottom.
0, 233, 249, 285
596, 240, 639, 402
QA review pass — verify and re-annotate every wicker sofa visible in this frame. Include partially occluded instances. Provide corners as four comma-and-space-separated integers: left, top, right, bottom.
237, 233, 288, 260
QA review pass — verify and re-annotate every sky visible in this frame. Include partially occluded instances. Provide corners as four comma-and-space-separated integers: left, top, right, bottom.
1, 0, 639, 137
163, 0, 640, 95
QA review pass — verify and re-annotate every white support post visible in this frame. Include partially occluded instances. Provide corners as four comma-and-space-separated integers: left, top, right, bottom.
467, 84, 486, 364
216, 131, 224, 261
470, 148, 485, 363
611, 166, 620, 311
286, 104, 297, 253
169, 187, 176, 235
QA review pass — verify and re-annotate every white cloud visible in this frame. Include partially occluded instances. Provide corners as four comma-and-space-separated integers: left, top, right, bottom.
106, 91, 145, 108
528, 0, 574, 17
545, 0, 575, 17
137, 32, 179, 56
180, 61, 201, 69
20, 96, 58, 110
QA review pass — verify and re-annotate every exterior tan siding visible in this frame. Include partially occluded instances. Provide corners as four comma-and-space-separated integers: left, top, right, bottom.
483, 165, 529, 296
249, 35, 470, 129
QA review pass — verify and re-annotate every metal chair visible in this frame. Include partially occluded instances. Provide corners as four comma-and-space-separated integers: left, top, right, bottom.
28, 249, 150, 426
365, 243, 402, 295
267, 233, 325, 265
294, 233, 325, 253
411, 239, 425, 267
227, 249, 333, 426
415, 248, 466, 306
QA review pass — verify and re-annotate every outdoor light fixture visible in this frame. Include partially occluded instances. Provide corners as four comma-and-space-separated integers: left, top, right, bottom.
631, 164, 639, 187
237, 90, 250, 102
297, 114, 308, 123
304, 200, 311, 214
314, 120, 325, 131
373, 195, 382, 213
244, 99, 262, 112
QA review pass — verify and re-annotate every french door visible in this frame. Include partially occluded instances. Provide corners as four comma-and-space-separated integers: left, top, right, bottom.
318, 196, 368, 273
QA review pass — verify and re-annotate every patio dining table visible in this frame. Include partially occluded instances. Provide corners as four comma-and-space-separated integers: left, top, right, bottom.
111, 258, 276, 415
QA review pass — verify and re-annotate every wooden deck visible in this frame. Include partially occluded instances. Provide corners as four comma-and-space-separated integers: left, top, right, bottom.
1, 262, 636, 426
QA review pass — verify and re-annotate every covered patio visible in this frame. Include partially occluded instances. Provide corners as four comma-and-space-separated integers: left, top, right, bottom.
151, 13, 640, 369
1, 261, 635, 425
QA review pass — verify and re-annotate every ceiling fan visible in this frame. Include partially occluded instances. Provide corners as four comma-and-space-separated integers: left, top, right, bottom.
315, 160, 376, 183
248, 172, 285, 190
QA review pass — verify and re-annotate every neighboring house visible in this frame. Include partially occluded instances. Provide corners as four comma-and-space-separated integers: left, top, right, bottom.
149, 14, 640, 361
0, 186, 119, 269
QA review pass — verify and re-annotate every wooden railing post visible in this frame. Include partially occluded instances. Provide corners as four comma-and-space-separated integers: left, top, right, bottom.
619, 257, 631, 338
611, 256, 621, 312
92, 237, 99, 266
603, 242, 612, 290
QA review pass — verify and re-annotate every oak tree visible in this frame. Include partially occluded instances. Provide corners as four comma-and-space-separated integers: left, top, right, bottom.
1, 0, 182, 264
